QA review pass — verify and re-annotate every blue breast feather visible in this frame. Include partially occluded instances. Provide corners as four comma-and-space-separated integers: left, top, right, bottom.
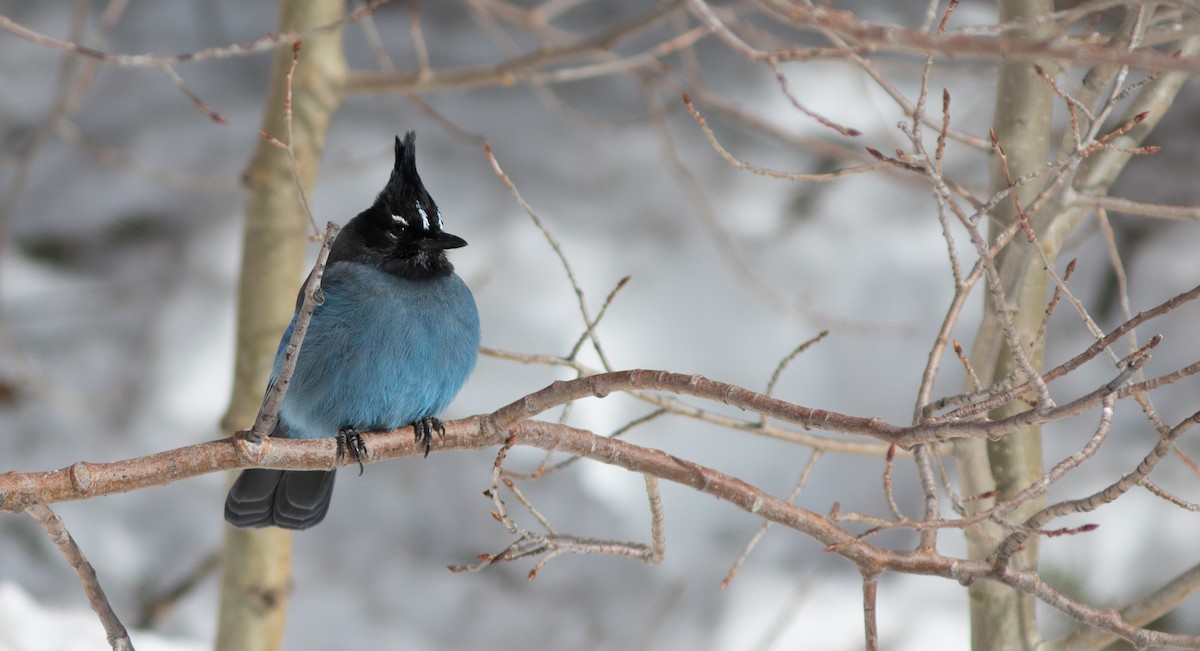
269, 261, 480, 439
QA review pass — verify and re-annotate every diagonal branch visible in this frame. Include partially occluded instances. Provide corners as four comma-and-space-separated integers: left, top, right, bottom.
26, 505, 133, 651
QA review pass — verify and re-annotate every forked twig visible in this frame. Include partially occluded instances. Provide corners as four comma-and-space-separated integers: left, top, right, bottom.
450, 434, 664, 576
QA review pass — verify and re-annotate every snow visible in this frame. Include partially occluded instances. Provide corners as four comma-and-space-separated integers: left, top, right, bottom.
0, 582, 205, 651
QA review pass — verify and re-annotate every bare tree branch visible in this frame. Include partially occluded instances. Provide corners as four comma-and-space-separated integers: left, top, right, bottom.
6, 1, 1200, 648
26, 505, 133, 651
0, 0, 390, 67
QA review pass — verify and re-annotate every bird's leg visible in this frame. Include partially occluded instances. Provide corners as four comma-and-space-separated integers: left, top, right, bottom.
412, 416, 445, 458
336, 426, 368, 476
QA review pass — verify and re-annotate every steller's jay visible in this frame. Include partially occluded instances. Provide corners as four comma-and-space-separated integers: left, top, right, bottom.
224, 132, 480, 530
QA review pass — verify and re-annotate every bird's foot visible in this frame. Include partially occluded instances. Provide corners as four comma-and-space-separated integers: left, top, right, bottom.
413, 416, 445, 458
336, 427, 368, 476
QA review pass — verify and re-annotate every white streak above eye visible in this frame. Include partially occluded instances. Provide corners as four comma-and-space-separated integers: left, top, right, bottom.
415, 201, 430, 230
390, 213, 408, 226
434, 210, 444, 229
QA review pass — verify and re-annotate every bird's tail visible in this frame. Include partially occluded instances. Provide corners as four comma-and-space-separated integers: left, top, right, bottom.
224, 469, 336, 530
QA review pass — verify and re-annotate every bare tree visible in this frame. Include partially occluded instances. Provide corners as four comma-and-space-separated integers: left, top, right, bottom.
2, 1, 1200, 649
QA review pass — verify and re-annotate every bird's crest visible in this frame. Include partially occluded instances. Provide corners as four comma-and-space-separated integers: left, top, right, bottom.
376, 132, 443, 234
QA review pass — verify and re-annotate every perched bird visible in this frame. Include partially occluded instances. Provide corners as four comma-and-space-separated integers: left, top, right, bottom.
224, 132, 480, 530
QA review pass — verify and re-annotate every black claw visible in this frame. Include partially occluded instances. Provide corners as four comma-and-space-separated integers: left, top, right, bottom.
337, 427, 368, 476
413, 416, 444, 458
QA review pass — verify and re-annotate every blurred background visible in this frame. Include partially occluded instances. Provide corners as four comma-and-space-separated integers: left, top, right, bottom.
1, 1, 1199, 649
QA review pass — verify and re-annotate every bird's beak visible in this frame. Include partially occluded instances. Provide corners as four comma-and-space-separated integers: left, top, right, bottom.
417, 231, 468, 251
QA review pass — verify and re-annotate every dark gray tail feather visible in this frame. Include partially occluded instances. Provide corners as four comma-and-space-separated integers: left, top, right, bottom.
224, 469, 336, 530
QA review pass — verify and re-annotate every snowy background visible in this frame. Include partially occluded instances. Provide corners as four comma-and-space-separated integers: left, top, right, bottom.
2, 1, 1199, 649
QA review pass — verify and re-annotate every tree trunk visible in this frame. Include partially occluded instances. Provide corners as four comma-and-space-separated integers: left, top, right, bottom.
214, 1, 346, 649
958, 0, 1054, 649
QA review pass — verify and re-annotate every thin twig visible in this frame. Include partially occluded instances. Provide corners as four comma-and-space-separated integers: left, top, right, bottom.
1077, 193, 1200, 220
761, 330, 830, 424
720, 449, 821, 589
260, 41, 322, 237
409, 1, 432, 79
0, 0, 392, 67
1140, 479, 1200, 512
248, 221, 341, 444
882, 445, 905, 520
483, 142, 609, 369
136, 551, 220, 628
862, 572, 880, 651
682, 94, 882, 181
566, 275, 630, 367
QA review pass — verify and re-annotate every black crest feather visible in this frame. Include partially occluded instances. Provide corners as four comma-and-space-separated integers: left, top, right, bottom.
326, 132, 464, 280
375, 132, 438, 227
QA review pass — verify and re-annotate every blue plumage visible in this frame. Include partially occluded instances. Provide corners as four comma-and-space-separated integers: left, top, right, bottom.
277, 266, 478, 438
225, 133, 480, 530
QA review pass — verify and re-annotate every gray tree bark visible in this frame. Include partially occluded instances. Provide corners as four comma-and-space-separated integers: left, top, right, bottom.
214, 0, 346, 649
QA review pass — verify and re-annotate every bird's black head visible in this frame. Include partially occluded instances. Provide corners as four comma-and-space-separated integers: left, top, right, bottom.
335, 132, 466, 280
